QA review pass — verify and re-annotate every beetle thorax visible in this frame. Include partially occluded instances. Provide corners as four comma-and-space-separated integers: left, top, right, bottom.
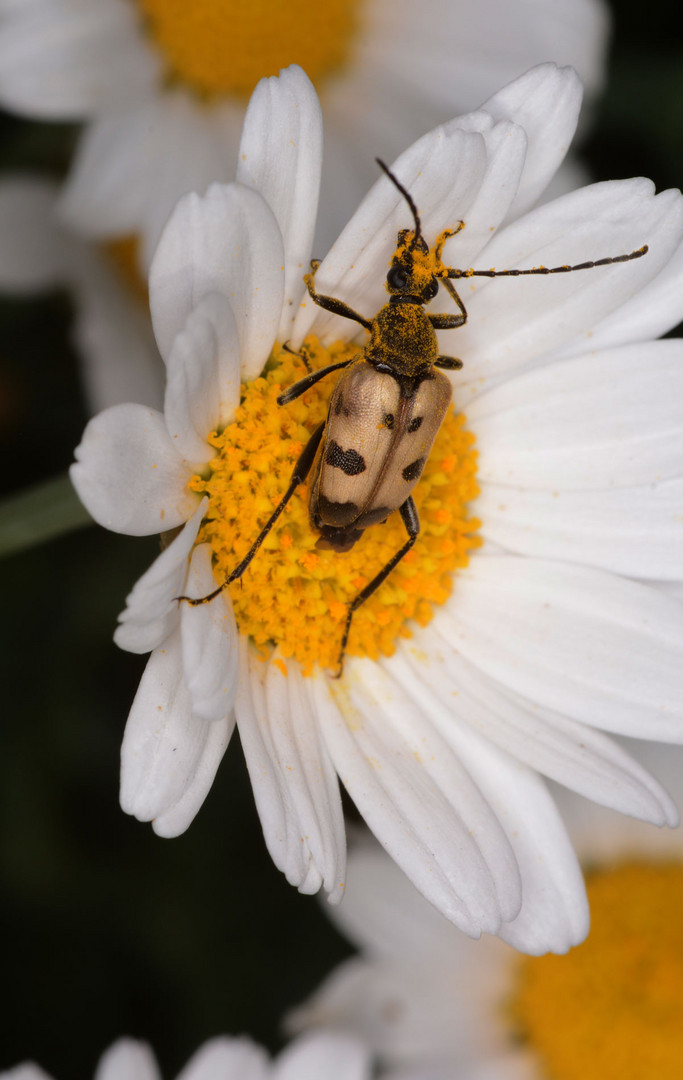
366, 302, 438, 376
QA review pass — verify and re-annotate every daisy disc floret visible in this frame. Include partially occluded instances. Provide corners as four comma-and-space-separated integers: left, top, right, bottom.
72, 64, 683, 941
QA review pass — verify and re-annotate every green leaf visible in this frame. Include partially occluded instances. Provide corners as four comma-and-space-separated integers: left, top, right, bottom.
0, 473, 92, 558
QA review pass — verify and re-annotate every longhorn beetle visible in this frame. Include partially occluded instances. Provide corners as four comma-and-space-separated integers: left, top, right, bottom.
183, 159, 648, 675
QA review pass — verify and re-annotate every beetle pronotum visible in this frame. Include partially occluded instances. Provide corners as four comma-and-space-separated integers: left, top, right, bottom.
182, 160, 648, 675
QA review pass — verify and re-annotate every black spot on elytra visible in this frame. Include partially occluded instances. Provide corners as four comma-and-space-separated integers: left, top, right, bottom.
407, 416, 423, 433
315, 495, 359, 530
326, 440, 366, 475
384, 413, 394, 430
402, 457, 425, 482
334, 394, 344, 415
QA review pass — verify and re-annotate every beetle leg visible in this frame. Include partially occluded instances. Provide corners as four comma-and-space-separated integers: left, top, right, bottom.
428, 276, 468, 329
277, 358, 354, 405
334, 496, 420, 677
304, 259, 372, 330
281, 339, 313, 372
178, 422, 326, 606
434, 354, 463, 370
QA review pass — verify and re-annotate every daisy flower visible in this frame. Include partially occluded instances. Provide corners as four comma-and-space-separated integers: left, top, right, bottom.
0, 175, 162, 413
71, 62, 683, 941
0, 1032, 372, 1080
0, 0, 609, 267
288, 744, 683, 1080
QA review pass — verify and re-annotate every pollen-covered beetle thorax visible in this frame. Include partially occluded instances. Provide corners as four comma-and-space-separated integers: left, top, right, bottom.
366, 302, 438, 376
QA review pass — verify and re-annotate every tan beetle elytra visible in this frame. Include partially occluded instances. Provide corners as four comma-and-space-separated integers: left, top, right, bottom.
183, 160, 648, 675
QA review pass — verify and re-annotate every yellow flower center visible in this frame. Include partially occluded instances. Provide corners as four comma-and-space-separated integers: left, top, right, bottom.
190, 339, 481, 674
136, 0, 361, 99
511, 862, 683, 1080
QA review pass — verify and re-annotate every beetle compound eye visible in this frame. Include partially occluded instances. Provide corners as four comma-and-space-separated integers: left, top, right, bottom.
387, 265, 408, 290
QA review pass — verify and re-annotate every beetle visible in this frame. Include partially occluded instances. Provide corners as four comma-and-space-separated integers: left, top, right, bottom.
184, 160, 648, 674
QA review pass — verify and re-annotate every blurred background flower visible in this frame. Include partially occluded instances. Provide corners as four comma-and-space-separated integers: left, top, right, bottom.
1, 1, 682, 1078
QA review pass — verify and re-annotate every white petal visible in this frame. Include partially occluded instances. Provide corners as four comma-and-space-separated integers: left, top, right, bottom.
72, 257, 164, 413
449, 182, 683, 383
292, 126, 489, 345
273, 1032, 371, 1080
480, 63, 583, 222
120, 627, 233, 835
0, 0, 158, 118
235, 641, 346, 898
554, 231, 683, 357
438, 556, 683, 740
149, 181, 284, 379
405, 627, 677, 826
176, 1038, 268, 1080
71, 403, 197, 535
237, 64, 322, 341
467, 341, 683, 490
0, 176, 71, 289
312, 663, 519, 936
115, 498, 207, 655
164, 292, 241, 461
478, 477, 683, 581
382, 647, 588, 954
0, 1067, 54, 1080
95, 1039, 160, 1080
180, 544, 239, 723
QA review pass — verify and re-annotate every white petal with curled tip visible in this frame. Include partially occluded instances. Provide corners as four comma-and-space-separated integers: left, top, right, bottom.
94, 1039, 161, 1080
0, 0, 158, 119
382, 650, 588, 954
149, 181, 284, 379
273, 1032, 372, 1080
437, 557, 683, 740
403, 627, 677, 827
71, 403, 197, 535
480, 63, 583, 223
180, 544, 239, 723
468, 341, 683, 490
292, 125, 488, 345
478, 477, 683, 581
120, 626, 233, 836
450, 182, 683, 385
114, 498, 207, 655
176, 1037, 268, 1080
236, 642, 346, 899
164, 292, 240, 462
311, 663, 519, 936
237, 64, 322, 341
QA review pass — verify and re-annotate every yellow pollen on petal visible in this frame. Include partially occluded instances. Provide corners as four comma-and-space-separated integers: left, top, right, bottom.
189, 338, 480, 675
510, 862, 683, 1080
136, 0, 362, 100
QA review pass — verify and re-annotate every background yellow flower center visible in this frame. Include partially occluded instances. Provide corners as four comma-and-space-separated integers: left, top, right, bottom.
511, 862, 683, 1080
137, 0, 361, 99
190, 339, 480, 674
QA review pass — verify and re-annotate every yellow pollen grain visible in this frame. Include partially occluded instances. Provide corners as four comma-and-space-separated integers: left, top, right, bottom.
137, 0, 361, 100
510, 862, 683, 1080
190, 338, 480, 674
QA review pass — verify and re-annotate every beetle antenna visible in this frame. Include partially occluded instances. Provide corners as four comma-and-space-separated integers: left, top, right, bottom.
445, 245, 649, 279
376, 157, 423, 249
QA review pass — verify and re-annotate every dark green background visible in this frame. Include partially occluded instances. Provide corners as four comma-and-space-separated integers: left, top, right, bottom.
1, 3, 681, 1076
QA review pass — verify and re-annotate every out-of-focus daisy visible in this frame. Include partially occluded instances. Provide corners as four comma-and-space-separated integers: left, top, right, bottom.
0, 1032, 372, 1080
288, 744, 683, 1080
0, 175, 161, 413
0, 0, 610, 266
71, 62, 683, 943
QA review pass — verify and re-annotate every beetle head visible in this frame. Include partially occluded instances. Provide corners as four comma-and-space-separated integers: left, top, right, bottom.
376, 159, 440, 304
